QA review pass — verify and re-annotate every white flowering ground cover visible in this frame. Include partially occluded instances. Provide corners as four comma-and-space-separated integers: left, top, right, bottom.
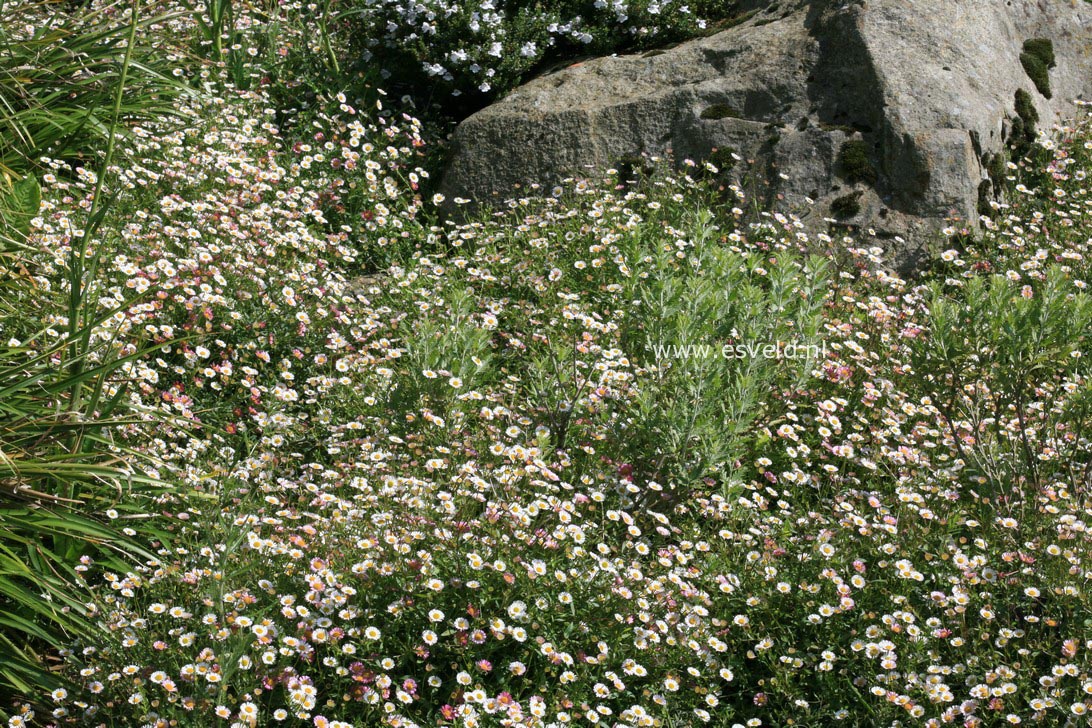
4, 2, 1092, 728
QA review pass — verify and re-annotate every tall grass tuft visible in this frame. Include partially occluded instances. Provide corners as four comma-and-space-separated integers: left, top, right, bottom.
0, 0, 191, 178
0, 0, 187, 715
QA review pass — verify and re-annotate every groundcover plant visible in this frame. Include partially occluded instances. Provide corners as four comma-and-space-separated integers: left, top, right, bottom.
2, 1, 1091, 727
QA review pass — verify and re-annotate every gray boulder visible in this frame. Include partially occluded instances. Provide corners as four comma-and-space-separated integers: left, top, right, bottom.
439, 0, 1092, 270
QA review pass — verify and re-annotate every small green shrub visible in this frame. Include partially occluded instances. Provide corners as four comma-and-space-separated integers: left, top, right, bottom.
1022, 38, 1056, 70
837, 139, 876, 185
985, 152, 1008, 185
911, 270, 1092, 493
700, 103, 740, 120
1019, 38, 1054, 98
830, 190, 862, 218
1014, 88, 1038, 123
1020, 51, 1052, 98
1012, 88, 1039, 149
611, 210, 831, 494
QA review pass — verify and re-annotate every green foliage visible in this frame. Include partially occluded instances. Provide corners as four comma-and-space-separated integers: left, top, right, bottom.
706, 146, 737, 171
387, 285, 496, 429
0, 175, 40, 243
617, 210, 830, 495
342, 0, 742, 117
976, 178, 993, 217
7, 1, 1092, 723
910, 270, 1092, 495
20, 92, 1092, 726
185, 0, 347, 95
195, 0, 235, 61
1019, 38, 1054, 99
1019, 51, 1052, 99
615, 152, 656, 185
837, 139, 877, 185
1012, 88, 1040, 155
830, 190, 862, 218
699, 103, 740, 120
0, 1, 192, 177
1022, 38, 1056, 70
0, 237, 175, 714
985, 152, 1008, 186
1014, 87, 1038, 126
0, 4, 182, 714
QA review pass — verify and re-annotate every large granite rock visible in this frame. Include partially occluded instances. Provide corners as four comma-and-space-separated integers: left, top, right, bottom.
439, 0, 1092, 270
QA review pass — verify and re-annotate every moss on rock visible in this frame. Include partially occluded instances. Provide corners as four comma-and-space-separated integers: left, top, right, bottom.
831, 191, 863, 218
1014, 88, 1039, 144
1020, 53, 1051, 99
1022, 38, 1056, 70
700, 104, 740, 121
1020, 39, 1054, 98
977, 179, 994, 218
837, 140, 876, 185
818, 122, 857, 135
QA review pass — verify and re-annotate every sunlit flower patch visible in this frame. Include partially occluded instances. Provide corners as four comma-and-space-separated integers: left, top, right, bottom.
8, 8, 1092, 725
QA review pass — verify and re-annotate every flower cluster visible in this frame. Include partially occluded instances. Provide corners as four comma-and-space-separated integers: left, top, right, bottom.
10, 11, 1092, 725
348, 0, 714, 100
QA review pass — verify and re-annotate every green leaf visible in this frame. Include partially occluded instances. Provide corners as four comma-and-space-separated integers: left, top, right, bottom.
0, 174, 40, 240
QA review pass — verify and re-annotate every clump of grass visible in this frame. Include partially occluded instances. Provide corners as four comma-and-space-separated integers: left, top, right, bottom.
0, 2, 190, 714
1020, 38, 1054, 98
0, 2, 191, 178
837, 139, 876, 184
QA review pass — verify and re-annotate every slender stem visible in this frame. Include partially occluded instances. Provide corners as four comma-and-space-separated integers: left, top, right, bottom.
85, 0, 142, 271
63, 0, 142, 503
69, 0, 142, 385
319, 0, 340, 75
